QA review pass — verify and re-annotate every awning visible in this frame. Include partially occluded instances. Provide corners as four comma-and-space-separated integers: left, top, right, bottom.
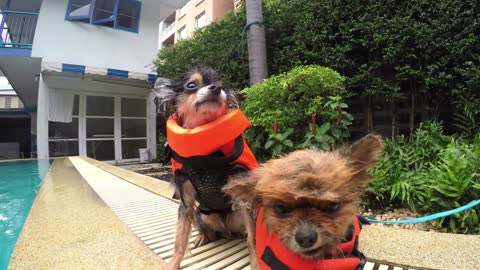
41, 62, 157, 86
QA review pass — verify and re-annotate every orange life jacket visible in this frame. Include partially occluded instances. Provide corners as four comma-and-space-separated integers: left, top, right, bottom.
256, 208, 366, 270
166, 109, 258, 214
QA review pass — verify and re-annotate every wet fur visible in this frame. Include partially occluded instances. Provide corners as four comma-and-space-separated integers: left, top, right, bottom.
161, 68, 255, 270
224, 134, 384, 261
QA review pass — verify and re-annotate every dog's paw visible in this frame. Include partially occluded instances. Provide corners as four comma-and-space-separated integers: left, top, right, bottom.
193, 233, 211, 247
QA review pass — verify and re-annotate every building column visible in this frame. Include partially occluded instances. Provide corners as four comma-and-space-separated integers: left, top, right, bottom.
147, 92, 157, 160
30, 112, 37, 158
36, 75, 49, 159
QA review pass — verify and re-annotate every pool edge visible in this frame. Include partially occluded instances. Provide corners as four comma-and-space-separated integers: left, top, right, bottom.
8, 158, 166, 270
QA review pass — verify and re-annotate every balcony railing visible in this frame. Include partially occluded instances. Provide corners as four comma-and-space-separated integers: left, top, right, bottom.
159, 23, 174, 40
0, 10, 39, 49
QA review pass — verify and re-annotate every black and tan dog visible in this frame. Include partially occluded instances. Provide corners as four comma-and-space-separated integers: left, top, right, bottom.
154, 68, 259, 270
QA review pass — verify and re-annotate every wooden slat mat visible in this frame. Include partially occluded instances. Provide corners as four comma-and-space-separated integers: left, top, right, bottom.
70, 157, 420, 270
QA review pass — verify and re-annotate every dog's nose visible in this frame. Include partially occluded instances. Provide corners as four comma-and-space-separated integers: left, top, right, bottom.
208, 84, 221, 95
295, 229, 318, 248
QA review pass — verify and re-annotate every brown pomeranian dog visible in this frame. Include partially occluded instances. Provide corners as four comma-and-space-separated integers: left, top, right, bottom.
155, 68, 258, 270
224, 134, 384, 270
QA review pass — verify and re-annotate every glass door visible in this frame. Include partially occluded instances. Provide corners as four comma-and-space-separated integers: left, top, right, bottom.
84, 96, 116, 161
48, 95, 80, 157
120, 98, 147, 161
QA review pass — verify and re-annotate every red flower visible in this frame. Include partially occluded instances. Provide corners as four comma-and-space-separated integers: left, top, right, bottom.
273, 120, 278, 135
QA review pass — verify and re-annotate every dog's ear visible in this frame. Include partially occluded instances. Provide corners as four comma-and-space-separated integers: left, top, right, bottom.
344, 133, 384, 173
152, 77, 175, 98
223, 172, 258, 208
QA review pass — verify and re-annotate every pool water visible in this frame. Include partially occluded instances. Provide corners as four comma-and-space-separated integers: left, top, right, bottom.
0, 160, 52, 270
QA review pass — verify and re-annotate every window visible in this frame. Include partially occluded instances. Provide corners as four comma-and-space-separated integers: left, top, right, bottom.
178, 4, 187, 18
195, 12, 206, 29
4, 96, 11, 108
48, 95, 80, 157
86, 96, 115, 161
177, 26, 186, 41
121, 98, 147, 160
66, 0, 141, 33
65, 0, 93, 22
117, 0, 141, 31
92, 0, 118, 26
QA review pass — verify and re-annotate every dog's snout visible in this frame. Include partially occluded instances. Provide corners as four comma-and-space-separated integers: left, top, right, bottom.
295, 229, 318, 248
208, 84, 221, 95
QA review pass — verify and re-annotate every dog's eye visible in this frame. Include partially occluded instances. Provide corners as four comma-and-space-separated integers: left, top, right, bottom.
322, 200, 341, 213
273, 204, 292, 216
185, 82, 197, 90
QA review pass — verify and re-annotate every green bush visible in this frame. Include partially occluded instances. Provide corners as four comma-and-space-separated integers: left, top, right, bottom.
156, 0, 480, 125
241, 65, 351, 159
368, 122, 480, 234
242, 65, 345, 130
427, 138, 480, 233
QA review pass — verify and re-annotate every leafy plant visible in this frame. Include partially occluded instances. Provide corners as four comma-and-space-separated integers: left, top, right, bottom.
368, 122, 480, 234
453, 95, 480, 138
156, 134, 168, 162
242, 65, 345, 132
300, 96, 353, 150
241, 66, 347, 158
301, 122, 333, 150
427, 139, 480, 233
265, 128, 295, 157
156, 0, 480, 138
323, 96, 353, 141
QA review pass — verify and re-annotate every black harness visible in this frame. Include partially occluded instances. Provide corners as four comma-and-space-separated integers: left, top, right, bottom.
168, 136, 248, 215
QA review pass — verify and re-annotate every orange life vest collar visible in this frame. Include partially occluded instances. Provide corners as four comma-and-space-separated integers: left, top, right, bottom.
166, 109, 252, 157
165, 109, 258, 214
256, 208, 365, 270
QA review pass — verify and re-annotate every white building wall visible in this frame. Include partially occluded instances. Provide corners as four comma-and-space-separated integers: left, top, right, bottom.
31, 0, 162, 73
36, 75, 49, 159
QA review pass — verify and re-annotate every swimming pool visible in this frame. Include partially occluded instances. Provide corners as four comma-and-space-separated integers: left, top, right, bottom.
0, 159, 51, 270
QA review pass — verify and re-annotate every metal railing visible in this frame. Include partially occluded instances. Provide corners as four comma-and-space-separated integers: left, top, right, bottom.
0, 10, 39, 49
159, 22, 174, 40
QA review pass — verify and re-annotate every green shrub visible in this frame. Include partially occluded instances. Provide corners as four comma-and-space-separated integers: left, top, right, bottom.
300, 96, 353, 151
368, 122, 480, 234
427, 138, 480, 233
156, 0, 480, 125
242, 65, 345, 131
368, 122, 448, 210
241, 65, 351, 159
453, 94, 480, 138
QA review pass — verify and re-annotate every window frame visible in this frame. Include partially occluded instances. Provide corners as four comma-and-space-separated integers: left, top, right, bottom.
195, 11, 206, 29
91, 0, 120, 25
48, 95, 80, 157
120, 97, 147, 161
65, 0, 141, 33
115, 0, 142, 33
65, 0, 95, 21
177, 26, 186, 41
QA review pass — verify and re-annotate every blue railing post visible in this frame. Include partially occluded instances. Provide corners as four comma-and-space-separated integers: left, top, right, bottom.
0, 9, 38, 49
0, 0, 12, 43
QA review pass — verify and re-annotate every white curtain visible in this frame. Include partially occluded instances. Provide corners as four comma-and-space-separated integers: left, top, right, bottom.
48, 89, 74, 123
